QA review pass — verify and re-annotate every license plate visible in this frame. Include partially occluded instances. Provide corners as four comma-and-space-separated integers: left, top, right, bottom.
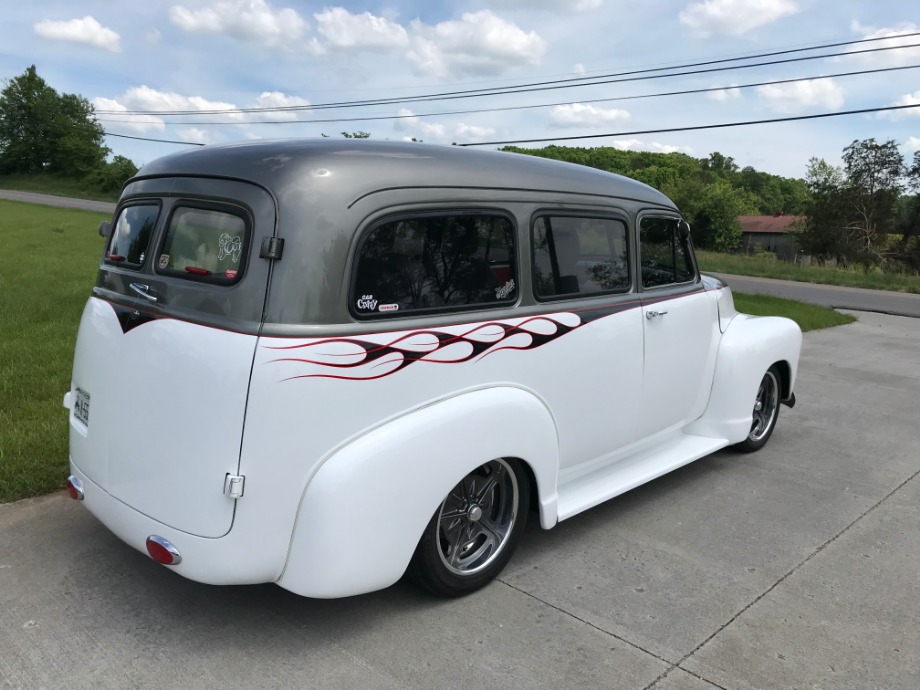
73, 388, 90, 427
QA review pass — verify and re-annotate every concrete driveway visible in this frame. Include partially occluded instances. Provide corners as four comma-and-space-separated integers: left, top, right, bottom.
1, 311, 918, 690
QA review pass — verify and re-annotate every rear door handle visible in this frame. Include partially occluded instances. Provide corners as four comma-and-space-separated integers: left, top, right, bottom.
646, 309, 668, 319
129, 283, 158, 303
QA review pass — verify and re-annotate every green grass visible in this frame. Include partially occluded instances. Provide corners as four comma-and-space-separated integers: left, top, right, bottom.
697, 249, 920, 294
0, 200, 107, 502
733, 292, 856, 331
0, 173, 120, 203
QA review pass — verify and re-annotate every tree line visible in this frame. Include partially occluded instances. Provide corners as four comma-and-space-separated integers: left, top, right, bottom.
503, 142, 920, 273
0, 66, 137, 193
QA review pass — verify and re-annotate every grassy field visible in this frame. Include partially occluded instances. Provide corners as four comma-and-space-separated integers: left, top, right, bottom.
697, 249, 920, 294
732, 292, 855, 331
0, 173, 120, 203
0, 200, 856, 503
1, 200, 107, 502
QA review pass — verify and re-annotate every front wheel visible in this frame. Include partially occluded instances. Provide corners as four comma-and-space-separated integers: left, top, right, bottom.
407, 458, 530, 597
733, 365, 781, 453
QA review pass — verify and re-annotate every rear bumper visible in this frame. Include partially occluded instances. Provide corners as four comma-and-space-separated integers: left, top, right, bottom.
69, 459, 283, 586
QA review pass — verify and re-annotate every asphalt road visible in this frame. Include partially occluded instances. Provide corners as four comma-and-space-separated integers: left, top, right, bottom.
1, 310, 918, 690
0, 188, 115, 214
710, 272, 920, 318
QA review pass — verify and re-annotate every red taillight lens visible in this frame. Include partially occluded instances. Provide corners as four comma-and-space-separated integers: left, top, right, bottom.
66, 476, 84, 501
146, 536, 181, 565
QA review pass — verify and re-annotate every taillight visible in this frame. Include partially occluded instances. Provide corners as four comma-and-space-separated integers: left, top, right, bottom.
66, 476, 84, 501
146, 536, 182, 565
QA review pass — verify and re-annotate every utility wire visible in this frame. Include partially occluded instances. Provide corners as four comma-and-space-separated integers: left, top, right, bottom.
103, 132, 205, 146
458, 103, 920, 147
93, 32, 920, 116
95, 63, 920, 127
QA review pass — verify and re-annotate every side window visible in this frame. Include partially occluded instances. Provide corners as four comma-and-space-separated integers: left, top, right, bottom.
352, 212, 517, 317
639, 217, 695, 288
105, 203, 160, 268
532, 215, 629, 299
156, 206, 250, 285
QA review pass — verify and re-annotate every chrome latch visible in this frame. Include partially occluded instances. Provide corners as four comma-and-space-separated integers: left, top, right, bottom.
223, 474, 245, 499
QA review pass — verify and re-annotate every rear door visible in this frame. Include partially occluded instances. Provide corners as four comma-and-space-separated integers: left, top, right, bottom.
69, 177, 275, 538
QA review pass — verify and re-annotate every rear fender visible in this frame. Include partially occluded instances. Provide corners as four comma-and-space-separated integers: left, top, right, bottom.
278, 386, 559, 598
686, 315, 802, 443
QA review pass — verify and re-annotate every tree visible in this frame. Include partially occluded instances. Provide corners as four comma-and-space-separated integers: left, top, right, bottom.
0, 65, 109, 175
798, 157, 854, 265
841, 138, 904, 266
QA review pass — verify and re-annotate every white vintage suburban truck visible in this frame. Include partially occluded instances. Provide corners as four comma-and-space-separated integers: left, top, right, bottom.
64, 140, 801, 598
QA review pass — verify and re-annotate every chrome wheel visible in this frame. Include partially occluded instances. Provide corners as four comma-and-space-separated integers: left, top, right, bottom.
436, 459, 519, 576
748, 369, 779, 443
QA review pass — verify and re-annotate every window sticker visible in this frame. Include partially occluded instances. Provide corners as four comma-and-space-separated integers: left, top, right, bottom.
379, 304, 399, 313
158, 254, 170, 269
225, 269, 238, 279
356, 294, 378, 311
495, 279, 515, 300
218, 233, 243, 263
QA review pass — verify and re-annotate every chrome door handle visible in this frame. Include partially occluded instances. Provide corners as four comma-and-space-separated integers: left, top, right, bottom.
129, 282, 158, 303
646, 309, 668, 319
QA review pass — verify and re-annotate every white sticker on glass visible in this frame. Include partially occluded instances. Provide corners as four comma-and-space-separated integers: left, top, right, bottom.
218, 233, 243, 263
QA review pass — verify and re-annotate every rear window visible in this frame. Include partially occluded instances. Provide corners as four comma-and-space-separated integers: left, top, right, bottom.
156, 206, 250, 285
352, 211, 517, 317
105, 203, 160, 268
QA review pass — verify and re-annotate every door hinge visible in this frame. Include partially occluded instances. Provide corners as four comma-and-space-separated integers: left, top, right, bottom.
259, 236, 284, 260
223, 474, 245, 499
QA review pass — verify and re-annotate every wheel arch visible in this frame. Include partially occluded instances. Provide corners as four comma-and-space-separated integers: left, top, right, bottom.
276, 385, 560, 598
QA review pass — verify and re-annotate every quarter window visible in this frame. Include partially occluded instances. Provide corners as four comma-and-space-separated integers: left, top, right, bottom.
639, 217, 695, 288
532, 215, 630, 299
105, 203, 159, 268
156, 207, 250, 285
353, 212, 516, 317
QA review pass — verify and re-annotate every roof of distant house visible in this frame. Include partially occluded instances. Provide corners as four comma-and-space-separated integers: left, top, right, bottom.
738, 214, 804, 234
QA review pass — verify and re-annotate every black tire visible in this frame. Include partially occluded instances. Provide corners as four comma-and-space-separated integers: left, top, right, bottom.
733, 365, 781, 453
407, 458, 530, 597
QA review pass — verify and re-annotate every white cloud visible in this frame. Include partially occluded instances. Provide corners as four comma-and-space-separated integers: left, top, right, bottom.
177, 128, 214, 145
252, 91, 310, 121
679, 0, 798, 36
34, 16, 121, 52
455, 123, 497, 142
708, 85, 742, 102
393, 108, 446, 139
757, 78, 844, 113
610, 139, 693, 154
92, 97, 166, 133
487, 0, 603, 10
905, 137, 920, 153
549, 103, 630, 127
408, 11, 547, 77
169, 0, 307, 45
314, 8, 408, 50
880, 90, 920, 120
848, 22, 920, 67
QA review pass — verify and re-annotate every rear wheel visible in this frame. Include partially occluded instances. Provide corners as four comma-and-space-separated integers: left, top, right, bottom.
734, 365, 781, 453
407, 458, 529, 597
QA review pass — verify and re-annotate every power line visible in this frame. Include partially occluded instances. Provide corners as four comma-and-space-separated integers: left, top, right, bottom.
94, 63, 920, 127
94, 32, 920, 116
103, 131, 205, 146
457, 103, 920, 147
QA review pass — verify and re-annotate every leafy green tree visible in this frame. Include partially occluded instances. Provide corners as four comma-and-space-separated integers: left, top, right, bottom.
841, 138, 904, 266
89, 155, 139, 193
798, 158, 856, 265
0, 65, 109, 175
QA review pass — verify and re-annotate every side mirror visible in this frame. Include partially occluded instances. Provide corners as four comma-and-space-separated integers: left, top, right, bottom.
99, 221, 112, 238
678, 220, 691, 241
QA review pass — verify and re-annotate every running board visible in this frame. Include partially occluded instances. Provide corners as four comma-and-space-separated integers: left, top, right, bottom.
556, 433, 730, 522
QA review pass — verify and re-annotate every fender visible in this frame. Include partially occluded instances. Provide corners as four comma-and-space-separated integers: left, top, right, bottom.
277, 386, 560, 598
686, 314, 802, 443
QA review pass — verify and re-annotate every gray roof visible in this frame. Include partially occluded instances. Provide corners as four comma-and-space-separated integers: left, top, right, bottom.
135, 139, 676, 210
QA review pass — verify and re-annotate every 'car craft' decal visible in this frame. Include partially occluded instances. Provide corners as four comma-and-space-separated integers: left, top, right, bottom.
267, 313, 582, 381
356, 294, 379, 311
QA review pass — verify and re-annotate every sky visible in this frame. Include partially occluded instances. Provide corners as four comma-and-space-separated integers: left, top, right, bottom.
1, 0, 919, 179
